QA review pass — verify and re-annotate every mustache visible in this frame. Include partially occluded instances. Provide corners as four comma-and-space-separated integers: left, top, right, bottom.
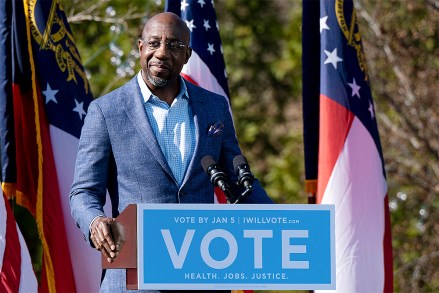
149, 61, 170, 69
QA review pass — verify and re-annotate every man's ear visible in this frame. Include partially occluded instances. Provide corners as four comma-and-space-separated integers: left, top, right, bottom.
138, 39, 143, 53
185, 47, 192, 64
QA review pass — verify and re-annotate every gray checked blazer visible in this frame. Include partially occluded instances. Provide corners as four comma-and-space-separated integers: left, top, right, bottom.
69, 77, 272, 292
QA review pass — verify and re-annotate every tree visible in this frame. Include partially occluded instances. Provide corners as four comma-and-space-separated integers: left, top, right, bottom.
216, 0, 305, 204
14, 0, 438, 291
355, 0, 439, 291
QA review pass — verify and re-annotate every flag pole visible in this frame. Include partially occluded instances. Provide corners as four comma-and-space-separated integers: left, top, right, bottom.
302, 0, 320, 205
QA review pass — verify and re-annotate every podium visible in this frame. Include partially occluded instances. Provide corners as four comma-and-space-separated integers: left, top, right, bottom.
102, 204, 139, 290
102, 203, 335, 290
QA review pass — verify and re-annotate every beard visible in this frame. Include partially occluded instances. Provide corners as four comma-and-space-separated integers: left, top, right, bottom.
146, 69, 170, 87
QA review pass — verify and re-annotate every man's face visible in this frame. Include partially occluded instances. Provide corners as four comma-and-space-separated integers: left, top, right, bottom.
138, 15, 191, 89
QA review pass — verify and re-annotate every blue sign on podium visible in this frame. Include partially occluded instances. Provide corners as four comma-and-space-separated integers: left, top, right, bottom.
137, 204, 335, 290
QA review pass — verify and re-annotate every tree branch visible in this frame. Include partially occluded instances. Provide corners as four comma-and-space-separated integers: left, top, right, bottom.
425, 0, 439, 11
67, 0, 145, 25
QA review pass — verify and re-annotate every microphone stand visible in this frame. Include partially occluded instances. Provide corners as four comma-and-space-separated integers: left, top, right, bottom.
228, 184, 252, 204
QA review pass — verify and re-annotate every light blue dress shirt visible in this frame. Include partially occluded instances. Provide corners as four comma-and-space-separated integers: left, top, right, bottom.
137, 72, 195, 185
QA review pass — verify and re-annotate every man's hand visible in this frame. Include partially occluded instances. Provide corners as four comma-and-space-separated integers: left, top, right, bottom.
90, 217, 118, 263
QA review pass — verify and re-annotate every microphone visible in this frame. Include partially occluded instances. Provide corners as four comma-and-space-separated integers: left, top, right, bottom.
233, 155, 255, 193
201, 155, 236, 203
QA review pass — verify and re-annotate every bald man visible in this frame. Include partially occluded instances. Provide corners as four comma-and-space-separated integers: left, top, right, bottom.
70, 12, 272, 292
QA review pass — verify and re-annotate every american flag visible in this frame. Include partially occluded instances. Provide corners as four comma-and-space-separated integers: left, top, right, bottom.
165, 0, 231, 204
302, 0, 393, 292
165, 0, 229, 102
0, 0, 100, 292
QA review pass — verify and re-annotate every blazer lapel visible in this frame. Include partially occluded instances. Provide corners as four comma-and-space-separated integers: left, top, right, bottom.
122, 78, 173, 178
181, 81, 209, 186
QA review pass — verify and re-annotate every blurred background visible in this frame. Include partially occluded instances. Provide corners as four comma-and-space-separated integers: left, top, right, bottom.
14, 0, 438, 292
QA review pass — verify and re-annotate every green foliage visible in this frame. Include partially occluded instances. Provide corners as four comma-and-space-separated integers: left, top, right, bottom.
65, 0, 163, 96
216, 0, 305, 204
357, 0, 439, 291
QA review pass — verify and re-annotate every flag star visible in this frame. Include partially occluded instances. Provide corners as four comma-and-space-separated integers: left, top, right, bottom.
185, 19, 196, 32
216, 21, 219, 31
224, 69, 227, 78
73, 99, 86, 120
211, 0, 215, 7
180, 0, 189, 11
324, 48, 343, 69
42, 83, 58, 104
198, 0, 206, 7
320, 16, 330, 33
368, 100, 375, 119
348, 78, 361, 98
220, 45, 223, 54
207, 43, 215, 55
203, 19, 211, 31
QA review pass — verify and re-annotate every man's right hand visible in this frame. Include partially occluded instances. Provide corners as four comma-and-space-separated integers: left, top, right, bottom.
90, 216, 118, 263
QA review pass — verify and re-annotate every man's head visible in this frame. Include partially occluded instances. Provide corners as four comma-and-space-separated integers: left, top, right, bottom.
138, 12, 191, 90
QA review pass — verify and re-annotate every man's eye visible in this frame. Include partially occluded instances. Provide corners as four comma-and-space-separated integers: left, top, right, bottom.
169, 42, 180, 49
148, 41, 161, 48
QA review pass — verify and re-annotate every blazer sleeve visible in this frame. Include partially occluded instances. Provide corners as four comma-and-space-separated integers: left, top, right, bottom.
69, 101, 111, 245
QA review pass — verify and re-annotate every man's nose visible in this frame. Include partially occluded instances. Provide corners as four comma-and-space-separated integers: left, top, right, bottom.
154, 42, 171, 57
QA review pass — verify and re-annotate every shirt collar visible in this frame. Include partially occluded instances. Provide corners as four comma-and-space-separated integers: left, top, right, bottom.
137, 71, 189, 104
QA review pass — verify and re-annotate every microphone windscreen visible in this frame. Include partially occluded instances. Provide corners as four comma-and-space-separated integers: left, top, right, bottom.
201, 155, 216, 172
233, 155, 247, 170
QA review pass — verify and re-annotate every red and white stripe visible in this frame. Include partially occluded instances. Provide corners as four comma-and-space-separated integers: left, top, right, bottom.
50, 126, 104, 292
316, 96, 392, 293
0, 189, 38, 293
181, 50, 228, 99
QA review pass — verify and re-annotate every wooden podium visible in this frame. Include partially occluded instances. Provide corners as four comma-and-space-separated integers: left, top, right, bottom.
101, 204, 138, 290
100, 203, 335, 290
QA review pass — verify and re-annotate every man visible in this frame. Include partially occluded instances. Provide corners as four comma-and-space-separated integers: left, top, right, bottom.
70, 12, 272, 292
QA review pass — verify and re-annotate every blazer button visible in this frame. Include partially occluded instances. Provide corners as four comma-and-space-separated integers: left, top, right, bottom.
179, 191, 186, 196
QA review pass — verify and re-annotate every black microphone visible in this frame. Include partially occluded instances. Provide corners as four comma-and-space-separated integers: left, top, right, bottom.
201, 155, 236, 202
233, 155, 255, 192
